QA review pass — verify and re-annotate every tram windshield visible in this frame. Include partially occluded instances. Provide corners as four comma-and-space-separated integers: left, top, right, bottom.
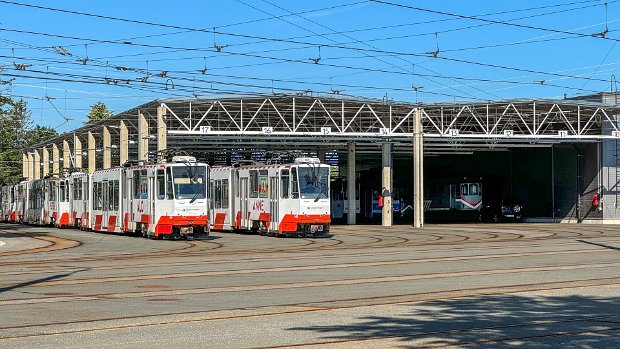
461, 183, 481, 196
171, 165, 207, 200
298, 166, 329, 200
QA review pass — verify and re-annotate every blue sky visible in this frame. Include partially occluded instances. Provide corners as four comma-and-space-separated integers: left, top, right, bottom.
0, 0, 618, 131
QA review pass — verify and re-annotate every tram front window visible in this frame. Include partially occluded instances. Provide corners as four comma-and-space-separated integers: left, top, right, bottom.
171, 165, 207, 200
297, 167, 329, 199
469, 183, 481, 196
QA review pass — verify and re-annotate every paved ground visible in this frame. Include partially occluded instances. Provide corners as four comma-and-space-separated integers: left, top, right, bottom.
0, 223, 619, 348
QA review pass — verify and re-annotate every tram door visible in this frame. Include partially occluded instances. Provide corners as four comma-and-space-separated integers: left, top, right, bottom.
84, 178, 90, 228
269, 175, 279, 231
101, 180, 110, 229
240, 177, 249, 228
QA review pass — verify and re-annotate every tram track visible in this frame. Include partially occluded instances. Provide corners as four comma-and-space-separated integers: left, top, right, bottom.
1, 229, 619, 273
0, 277, 618, 341
1, 259, 619, 306
3, 236, 612, 278
0, 229, 82, 257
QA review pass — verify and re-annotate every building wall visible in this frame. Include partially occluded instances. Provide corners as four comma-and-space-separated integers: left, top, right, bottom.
554, 143, 602, 222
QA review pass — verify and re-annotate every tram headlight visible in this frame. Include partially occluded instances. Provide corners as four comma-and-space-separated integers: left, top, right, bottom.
513, 205, 522, 213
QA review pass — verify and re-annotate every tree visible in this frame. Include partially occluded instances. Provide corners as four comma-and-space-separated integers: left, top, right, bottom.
0, 98, 58, 183
85, 102, 113, 125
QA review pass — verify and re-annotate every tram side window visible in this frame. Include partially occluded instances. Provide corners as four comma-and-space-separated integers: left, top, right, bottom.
214, 180, 221, 208
73, 178, 82, 200
234, 171, 239, 197
140, 170, 148, 199
222, 179, 229, 209
249, 170, 258, 198
133, 170, 140, 199
93, 182, 102, 210
157, 169, 166, 200
258, 170, 268, 199
209, 180, 214, 209
49, 182, 57, 202
83, 180, 89, 201
165, 168, 173, 199
110, 180, 119, 210
291, 168, 299, 199
59, 181, 66, 202
281, 169, 289, 199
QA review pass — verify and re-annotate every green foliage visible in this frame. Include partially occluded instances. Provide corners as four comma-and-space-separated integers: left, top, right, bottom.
85, 101, 112, 125
0, 97, 58, 184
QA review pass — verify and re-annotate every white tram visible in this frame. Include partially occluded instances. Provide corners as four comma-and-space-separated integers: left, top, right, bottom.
0, 156, 210, 240
0, 185, 17, 222
425, 181, 483, 219
88, 156, 210, 239
210, 157, 331, 237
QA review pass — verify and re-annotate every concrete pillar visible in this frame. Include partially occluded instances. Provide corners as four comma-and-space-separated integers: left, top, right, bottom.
52, 144, 59, 174
33, 150, 40, 180
318, 149, 326, 163
22, 152, 28, 179
157, 106, 167, 162
74, 136, 82, 170
42, 147, 49, 177
138, 112, 149, 162
27, 153, 34, 180
103, 126, 111, 169
347, 141, 356, 225
413, 108, 424, 228
120, 120, 129, 166
63, 139, 71, 171
381, 143, 393, 227
88, 131, 96, 173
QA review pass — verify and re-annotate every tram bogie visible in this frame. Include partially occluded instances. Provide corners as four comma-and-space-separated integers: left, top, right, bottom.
210, 157, 331, 237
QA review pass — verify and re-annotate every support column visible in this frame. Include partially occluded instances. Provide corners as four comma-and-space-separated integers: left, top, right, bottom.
33, 150, 40, 180
318, 149, 326, 163
52, 144, 59, 174
413, 108, 424, 228
42, 147, 49, 177
102, 126, 111, 169
74, 136, 82, 170
120, 121, 129, 165
157, 106, 167, 162
88, 131, 96, 173
27, 153, 34, 180
347, 142, 356, 225
63, 139, 71, 172
138, 112, 149, 162
22, 152, 28, 179
381, 143, 393, 227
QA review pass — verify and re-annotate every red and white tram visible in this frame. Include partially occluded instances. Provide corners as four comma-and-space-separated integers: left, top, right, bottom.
0, 185, 18, 222
68, 172, 89, 229
89, 156, 210, 239
210, 157, 331, 237
0, 156, 210, 240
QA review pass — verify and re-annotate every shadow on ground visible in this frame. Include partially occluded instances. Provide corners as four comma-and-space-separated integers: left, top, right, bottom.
291, 294, 620, 348
0, 268, 89, 294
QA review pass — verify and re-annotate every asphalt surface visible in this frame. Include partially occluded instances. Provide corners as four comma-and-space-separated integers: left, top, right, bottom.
0, 223, 619, 348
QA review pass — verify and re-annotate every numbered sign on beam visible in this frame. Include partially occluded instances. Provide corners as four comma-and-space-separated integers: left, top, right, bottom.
504, 130, 514, 137
379, 128, 390, 135
321, 127, 332, 135
613, 131, 620, 138
199, 126, 211, 134
262, 127, 274, 134
558, 130, 568, 138
447, 129, 459, 137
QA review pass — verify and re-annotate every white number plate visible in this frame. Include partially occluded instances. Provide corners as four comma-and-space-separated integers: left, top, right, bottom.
180, 227, 194, 235
310, 225, 323, 232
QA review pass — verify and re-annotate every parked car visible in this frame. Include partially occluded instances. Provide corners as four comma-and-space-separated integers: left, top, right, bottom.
481, 199, 523, 222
